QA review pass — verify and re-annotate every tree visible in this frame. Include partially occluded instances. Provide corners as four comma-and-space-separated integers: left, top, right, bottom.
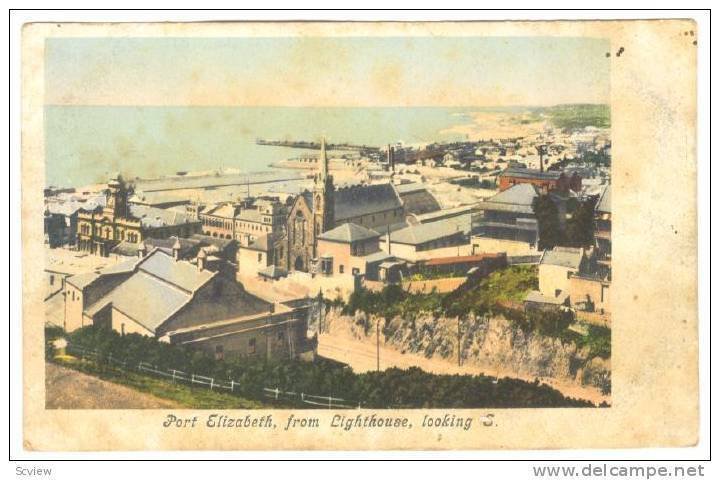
533, 194, 565, 250
565, 197, 598, 248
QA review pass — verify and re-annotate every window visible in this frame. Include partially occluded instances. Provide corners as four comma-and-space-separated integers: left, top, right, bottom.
215, 345, 224, 360
248, 338, 256, 354
277, 331, 284, 342
49, 275, 54, 286
339, 265, 344, 274
258, 253, 263, 263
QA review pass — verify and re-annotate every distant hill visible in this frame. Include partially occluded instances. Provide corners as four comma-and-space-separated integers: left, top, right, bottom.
535, 104, 611, 130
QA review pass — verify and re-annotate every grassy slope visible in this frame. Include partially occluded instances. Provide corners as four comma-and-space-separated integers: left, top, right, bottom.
54, 356, 265, 409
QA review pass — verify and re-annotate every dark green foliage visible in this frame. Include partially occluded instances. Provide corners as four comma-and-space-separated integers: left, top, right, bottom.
50, 325, 594, 408
443, 265, 538, 318
580, 149, 611, 167
574, 325, 611, 359
533, 195, 565, 250
515, 309, 575, 337
45, 325, 65, 359
343, 285, 444, 323
565, 197, 598, 248
543, 104, 611, 130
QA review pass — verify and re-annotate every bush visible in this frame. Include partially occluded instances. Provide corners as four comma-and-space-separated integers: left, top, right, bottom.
53, 325, 595, 408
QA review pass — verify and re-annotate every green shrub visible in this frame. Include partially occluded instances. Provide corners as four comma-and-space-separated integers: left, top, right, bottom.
56, 325, 595, 408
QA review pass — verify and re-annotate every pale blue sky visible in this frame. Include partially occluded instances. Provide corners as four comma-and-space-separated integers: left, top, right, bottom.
45, 36, 610, 107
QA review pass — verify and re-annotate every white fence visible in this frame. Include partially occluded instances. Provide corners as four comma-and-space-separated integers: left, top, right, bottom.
64, 343, 357, 409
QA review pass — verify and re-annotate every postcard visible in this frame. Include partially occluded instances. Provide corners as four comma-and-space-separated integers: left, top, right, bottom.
21, 19, 698, 450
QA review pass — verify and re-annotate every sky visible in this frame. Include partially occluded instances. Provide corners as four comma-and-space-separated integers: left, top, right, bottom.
45, 36, 610, 107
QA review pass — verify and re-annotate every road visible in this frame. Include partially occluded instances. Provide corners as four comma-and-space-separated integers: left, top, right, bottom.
317, 332, 609, 406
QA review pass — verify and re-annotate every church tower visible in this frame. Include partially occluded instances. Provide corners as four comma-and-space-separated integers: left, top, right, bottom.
103, 174, 129, 221
312, 137, 335, 238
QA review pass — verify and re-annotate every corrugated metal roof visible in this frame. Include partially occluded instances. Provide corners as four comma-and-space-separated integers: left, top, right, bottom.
334, 183, 402, 221
138, 249, 215, 292
85, 271, 192, 332
387, 218, 465, 246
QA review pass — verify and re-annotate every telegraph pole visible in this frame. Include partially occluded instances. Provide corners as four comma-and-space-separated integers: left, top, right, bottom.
457, 317, 461, 366
376, 318, 380, 372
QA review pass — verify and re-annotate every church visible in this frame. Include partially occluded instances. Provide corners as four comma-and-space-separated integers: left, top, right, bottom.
275, 139, 404, 273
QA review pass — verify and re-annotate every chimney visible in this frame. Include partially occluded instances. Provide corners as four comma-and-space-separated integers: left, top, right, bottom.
137, 241, 147, 258
172, 237, 181, 261
386, 224, 391, 255
197, 249, 207, 271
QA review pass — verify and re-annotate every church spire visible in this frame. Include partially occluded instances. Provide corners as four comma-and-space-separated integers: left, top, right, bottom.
319, 137, 329, 181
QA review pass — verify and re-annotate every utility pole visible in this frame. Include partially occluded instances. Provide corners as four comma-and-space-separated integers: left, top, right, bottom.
318, 288, 324, 334
457, 317, 461, 367
376, 318, 380, 372
536, 144, 547, 172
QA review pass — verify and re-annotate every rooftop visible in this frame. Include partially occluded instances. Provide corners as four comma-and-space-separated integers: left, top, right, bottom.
386, 218, 466, 246
333, 183, 403, 221
596, 185, 611, 213
318, 223, 380, 243
477, 183, 538, 214
500, 167, 563, 181
394, 182, 427, 194
129, 204, 198, 229
137, 249, 216, 292
540, 247, 584, 269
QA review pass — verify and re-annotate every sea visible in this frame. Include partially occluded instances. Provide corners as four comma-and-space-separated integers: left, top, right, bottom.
44, 105, 528, 189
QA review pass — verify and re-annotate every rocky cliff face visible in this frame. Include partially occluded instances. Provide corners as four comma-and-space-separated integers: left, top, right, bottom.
323, 307, 611, 394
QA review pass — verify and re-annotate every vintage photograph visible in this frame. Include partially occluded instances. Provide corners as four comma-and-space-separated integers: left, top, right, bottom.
41, 34, 612, 411
18, 16, 700, 453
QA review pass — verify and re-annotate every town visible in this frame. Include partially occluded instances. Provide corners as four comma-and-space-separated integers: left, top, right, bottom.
44, 114, 611, 408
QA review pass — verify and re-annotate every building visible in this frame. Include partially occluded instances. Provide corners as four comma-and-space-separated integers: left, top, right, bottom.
380, 218, 467, 261
316, 223, 382, 277
568, 272, 611, 314
394, 182, 442, 216
234, 197, 288, 243
76, 175, 202, 256
537, 246, 586, 299
236, 233, 278, 277
414, 253, 507, 278
280, 138, 404, 273
199, 203, 239, 239
63, 248, 314, 361
111, 234, 237, 265
44, 194, 106, 248
472, 183, 540, 255
594, 185, 611, 263
129, 190, 192, 209
498, 167, 581, 193
198, 197, 288, 243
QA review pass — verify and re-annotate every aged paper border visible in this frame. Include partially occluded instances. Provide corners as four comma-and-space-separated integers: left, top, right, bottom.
21, 20, 698, 451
